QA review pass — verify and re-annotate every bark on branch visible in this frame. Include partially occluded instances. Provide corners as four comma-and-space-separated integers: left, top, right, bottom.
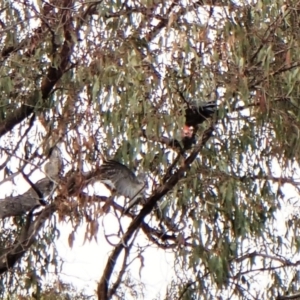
0, 178, 54, 219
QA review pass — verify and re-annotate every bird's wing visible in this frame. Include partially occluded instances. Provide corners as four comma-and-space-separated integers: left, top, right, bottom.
101, 160, 136, 179
99, 160, 140, 197
190, 100, 218, 114
185, 100, 219, 127
115, 177, 140, 199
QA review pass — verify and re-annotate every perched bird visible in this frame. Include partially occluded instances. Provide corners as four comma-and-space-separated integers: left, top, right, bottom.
185, 100, 219, 127
182, 100, 221, 149
44, 147, 62, 181
98, 160, 146, 211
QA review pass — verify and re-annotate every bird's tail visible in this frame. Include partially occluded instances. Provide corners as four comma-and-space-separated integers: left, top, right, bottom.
123, 184, 146, 214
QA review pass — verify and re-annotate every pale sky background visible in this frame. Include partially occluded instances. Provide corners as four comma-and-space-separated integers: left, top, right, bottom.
1, 1, 300, 299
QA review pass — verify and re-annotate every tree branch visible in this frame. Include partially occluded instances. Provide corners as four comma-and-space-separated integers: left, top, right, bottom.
0, 178, 53, 219
0, 0, 75, 138
0, 203, 57, 274
97, 125, 214, 300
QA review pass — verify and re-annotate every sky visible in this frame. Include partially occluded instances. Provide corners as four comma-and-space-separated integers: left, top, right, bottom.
56, 216, 175, 299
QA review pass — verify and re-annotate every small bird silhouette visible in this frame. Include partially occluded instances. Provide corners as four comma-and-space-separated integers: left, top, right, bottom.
182, 100, 221, 149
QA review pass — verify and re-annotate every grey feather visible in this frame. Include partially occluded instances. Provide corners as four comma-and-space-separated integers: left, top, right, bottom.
98, 160, 145, 210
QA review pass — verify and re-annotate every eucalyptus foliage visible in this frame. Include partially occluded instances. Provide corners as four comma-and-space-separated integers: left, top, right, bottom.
1, 0, 300, 299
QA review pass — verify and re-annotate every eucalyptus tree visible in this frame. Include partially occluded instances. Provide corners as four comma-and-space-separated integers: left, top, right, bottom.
0, 1, 300, 300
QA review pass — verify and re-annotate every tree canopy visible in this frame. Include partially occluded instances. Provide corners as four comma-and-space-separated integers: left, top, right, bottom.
1, 0, 300, 299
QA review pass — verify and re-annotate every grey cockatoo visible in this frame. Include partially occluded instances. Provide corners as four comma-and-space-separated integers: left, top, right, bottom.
98, 160, 146, 211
